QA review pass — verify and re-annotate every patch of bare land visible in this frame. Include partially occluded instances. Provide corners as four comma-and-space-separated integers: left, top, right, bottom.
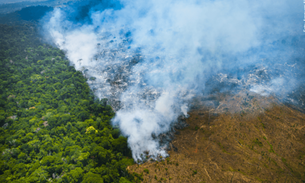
128, 92, 305, 182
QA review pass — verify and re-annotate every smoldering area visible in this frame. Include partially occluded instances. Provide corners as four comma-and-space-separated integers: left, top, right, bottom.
41, 0, 305, 162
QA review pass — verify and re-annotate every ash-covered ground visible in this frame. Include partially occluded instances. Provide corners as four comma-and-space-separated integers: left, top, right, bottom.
75, 34, 305, 162
81, 34, 305, 112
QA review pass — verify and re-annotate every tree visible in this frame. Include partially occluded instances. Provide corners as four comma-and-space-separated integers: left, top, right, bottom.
0, 20, 134, 183
83, 172, 104, 183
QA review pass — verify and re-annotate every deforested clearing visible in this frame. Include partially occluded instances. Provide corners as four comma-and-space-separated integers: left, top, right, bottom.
129, 95, 305, 182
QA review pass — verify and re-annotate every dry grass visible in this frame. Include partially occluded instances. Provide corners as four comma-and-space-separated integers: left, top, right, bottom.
129, 94, 305, 182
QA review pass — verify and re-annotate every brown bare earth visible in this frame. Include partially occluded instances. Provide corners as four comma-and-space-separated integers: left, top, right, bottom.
128, 94, 305, 182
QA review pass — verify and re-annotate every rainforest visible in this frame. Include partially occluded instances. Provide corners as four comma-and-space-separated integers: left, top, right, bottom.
0, 6, 137, 183
0, 0, 305, 182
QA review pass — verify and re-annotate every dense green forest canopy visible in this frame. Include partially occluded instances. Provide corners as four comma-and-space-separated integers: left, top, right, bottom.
0, 14, 140, 182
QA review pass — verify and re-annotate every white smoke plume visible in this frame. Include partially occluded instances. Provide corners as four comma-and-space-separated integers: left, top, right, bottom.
42, 0, 304, 161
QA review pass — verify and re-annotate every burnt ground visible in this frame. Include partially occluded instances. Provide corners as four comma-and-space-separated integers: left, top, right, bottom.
128, 94, 305, 182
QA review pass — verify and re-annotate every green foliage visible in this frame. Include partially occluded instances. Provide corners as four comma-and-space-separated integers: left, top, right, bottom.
253, 138, 263, 147
143, 168, 149, 174
267, 141, 275, 153
192, 170, 197, 176
119, 177, 132, 183
82, 172, 104, 183
0, 22, 134, 182
132, 172, 143, 182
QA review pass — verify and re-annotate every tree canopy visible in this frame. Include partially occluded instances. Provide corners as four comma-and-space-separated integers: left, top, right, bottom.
0, 20, 135, 182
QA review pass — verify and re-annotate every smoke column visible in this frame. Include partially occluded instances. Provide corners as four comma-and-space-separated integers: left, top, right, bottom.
42, 0, 305, 161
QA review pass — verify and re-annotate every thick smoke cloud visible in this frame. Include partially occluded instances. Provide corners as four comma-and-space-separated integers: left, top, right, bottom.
42, 0, 304, 161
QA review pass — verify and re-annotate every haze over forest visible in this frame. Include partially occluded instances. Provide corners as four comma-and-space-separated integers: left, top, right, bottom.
0, 0, 304, 182
0, 0, 47, 4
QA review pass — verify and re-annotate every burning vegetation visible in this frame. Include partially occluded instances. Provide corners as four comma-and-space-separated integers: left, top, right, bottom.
1, 1, 305, 182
